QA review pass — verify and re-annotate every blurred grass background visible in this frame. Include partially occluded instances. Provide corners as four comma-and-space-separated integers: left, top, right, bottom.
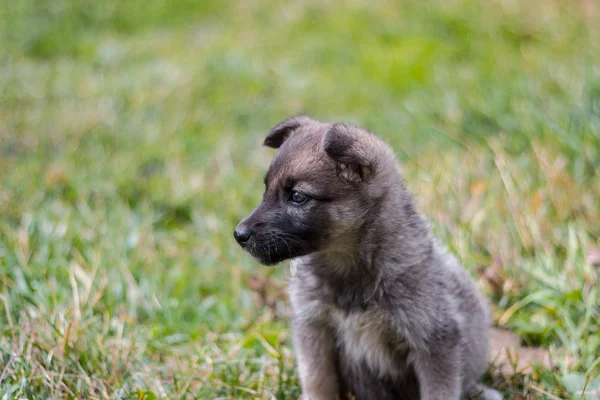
0, 0, 599, 398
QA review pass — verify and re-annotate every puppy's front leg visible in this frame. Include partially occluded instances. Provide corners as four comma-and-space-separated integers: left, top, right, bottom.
292, 318, 340, 400
413, 331, 462, 400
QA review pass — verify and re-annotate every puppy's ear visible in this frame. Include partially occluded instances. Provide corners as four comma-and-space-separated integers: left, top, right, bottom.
263, 115, 316, 149
324, 123, 375, 183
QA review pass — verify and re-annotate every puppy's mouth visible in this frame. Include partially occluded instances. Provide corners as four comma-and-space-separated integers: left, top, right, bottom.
235, 232, 310, 266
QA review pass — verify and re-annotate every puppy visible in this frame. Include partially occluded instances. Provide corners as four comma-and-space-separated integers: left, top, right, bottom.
234, 116, 502, 400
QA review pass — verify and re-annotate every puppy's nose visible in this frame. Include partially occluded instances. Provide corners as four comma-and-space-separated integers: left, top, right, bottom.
234, 226, 252, 244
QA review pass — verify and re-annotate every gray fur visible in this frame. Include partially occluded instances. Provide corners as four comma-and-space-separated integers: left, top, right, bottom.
234, 116, 502, 400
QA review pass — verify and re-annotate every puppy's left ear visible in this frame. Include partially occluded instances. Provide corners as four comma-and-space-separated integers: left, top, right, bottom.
324, 123, 376, 183
264, 115, 316, 149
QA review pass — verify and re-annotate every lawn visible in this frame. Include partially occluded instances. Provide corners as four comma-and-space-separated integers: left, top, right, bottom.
0, 0, 599, 398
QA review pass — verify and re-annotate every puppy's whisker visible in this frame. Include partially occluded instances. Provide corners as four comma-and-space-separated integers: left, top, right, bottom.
275, 234, 294, 259
278, 233, 309, 251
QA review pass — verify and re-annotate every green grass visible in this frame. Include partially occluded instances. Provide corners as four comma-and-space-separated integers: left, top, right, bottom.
1, 0, 599, 398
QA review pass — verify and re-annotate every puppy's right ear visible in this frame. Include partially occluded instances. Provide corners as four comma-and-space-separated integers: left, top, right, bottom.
263, 115, 315, 149
324, 123, 377, 183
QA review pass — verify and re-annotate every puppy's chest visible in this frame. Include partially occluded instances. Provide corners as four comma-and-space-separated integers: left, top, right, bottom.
329, 306, 409, 377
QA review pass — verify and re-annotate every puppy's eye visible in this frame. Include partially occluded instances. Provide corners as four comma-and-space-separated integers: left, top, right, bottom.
290, 191, 308, 204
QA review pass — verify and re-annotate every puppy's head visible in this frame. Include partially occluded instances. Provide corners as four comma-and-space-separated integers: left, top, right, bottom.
234, 115, 395, 265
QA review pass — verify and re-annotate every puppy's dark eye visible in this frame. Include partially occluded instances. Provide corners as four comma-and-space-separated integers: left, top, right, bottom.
290, 191, 308, 204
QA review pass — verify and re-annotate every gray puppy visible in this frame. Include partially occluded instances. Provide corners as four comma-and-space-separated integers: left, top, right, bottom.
234, 116, 502, 400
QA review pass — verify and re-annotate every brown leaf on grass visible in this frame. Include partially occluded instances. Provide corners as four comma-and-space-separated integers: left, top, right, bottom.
531, 189, 544, 213
587, 247, 600, 266
477, 263, 503, 296
245, 272, 289, 321
44, 164, 69, 187
470, 180, 487, 196
489, 328, 552, 375
477, 257, 521, 298
477, 259, 504, 297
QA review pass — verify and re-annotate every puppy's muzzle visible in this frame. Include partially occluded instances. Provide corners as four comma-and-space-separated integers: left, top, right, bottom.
233, 223, 252, 245
234, 202, 268, 247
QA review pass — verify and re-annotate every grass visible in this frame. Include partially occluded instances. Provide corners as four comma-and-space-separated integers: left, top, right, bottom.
0, 0, 599, 398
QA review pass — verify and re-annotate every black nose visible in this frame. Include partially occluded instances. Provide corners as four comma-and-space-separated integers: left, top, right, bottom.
234, 226, 252, 244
